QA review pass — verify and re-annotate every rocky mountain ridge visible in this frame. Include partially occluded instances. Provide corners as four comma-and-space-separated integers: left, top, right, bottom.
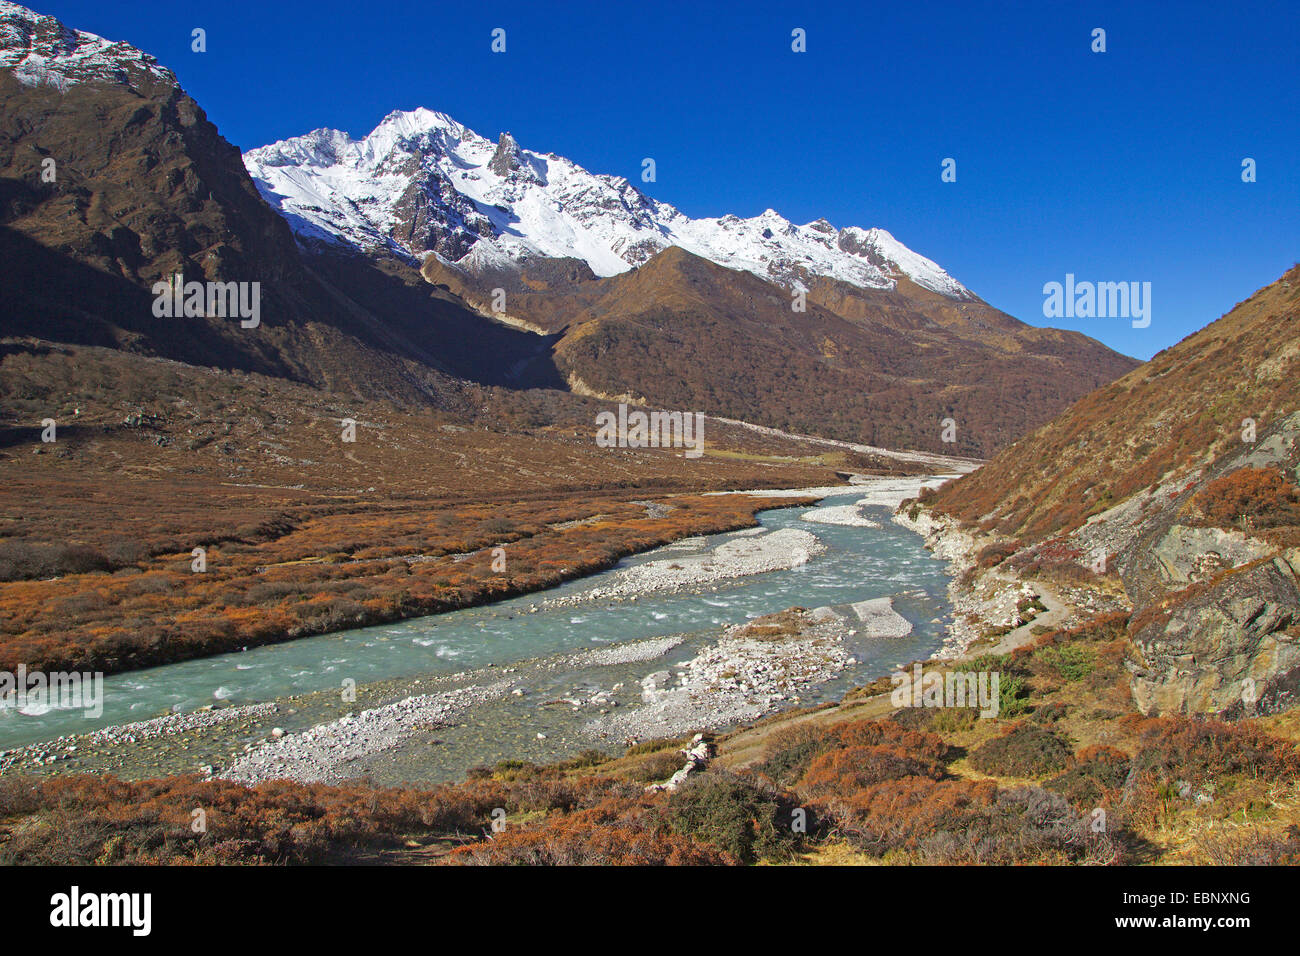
244, 106, 973, 299
2, 1, 1136, 458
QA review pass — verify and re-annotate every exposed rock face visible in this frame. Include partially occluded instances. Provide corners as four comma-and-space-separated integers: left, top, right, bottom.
927, 264, 1300, 717
388, 170, 494, 259
1129, 557, 1300, 716
1119, 411, 1300, 717
0, 0, 173, 88
487, 131, 541, 183
1151, 525, 1273, 585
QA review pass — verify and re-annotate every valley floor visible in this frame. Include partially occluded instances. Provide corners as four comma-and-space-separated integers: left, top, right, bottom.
1, 476, 947, 780
4, 479, 1298, 865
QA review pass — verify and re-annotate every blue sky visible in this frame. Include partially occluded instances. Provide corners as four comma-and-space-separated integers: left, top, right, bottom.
37, 0, 1298, 360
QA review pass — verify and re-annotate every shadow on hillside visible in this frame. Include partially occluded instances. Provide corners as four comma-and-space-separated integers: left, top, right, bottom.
305, 248, 567, 390
0, 224, 304, 381
0, 223, 566, 393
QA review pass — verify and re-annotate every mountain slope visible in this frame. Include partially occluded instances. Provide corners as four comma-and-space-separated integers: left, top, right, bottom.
927, 265, 1300, 716
0, 1, 556, 399
931, 265, 1300, 540
426, 244, 1138, 456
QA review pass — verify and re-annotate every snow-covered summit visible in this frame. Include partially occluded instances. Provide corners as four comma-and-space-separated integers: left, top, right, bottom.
0, 1, 174, 90
245, 108, 972, 299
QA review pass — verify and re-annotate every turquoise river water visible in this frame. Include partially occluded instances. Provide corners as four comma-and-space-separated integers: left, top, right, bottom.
0, 490, 953, 752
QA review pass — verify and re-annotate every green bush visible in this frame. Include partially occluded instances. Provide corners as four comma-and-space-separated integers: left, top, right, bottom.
969, 724, 1072, 779
661, 772, 805, 865
625, 749, 686, 784
997, 674, 1031, 718
756, 736, 824, 786
1035, 643, 1096, 682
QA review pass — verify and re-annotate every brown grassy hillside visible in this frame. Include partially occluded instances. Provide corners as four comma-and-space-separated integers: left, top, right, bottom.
932, 264, 1300, 541
434, 246, 1137, 458
0, 337, 886, 674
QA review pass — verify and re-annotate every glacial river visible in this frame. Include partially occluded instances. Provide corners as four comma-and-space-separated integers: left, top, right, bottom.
0, 489, 953, 753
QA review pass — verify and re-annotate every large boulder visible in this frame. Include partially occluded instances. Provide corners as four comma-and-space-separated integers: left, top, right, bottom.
1129, 557, 1300, 716
1111, 409, 1300, 717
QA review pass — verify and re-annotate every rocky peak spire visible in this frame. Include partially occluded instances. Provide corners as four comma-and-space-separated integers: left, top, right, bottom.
488, 132, 523, 178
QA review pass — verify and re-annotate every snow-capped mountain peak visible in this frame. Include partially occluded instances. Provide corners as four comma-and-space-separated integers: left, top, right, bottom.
244, 108, 972, 300
0, 1, 174, 90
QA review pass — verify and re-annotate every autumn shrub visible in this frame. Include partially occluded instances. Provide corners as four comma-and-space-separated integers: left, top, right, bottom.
885, 706, 933, 730
0, 773, 515, 864
1030, 701, 1069, 724
503, 774, 633, 816
452, 795, 732, 866
1194, 824, 1300, 866
659, 771, 806, 865
1126, 716, 1300, 788
824, 719, 950, 763
756, 719, 949, 787
0, 775, 50, 816
102, 537, 147, 567
0, 540, 37, 580
820, 777, 1120, 864
0, 540, 113, 580
969, 723, 1073, 779
755, 724, 826, 786
1045, 745, 1131, 809
1, 808, 140, 866
976, 541, 1019, 569
1194, 466, 1300, 530
800, 745, 945, 800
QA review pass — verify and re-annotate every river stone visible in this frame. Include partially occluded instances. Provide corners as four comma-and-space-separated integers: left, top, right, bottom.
849, 597, 913, 637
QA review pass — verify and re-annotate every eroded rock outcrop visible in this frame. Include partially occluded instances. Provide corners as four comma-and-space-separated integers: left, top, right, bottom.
1129, 557, 1300, 716
1120, 412, 1300, 716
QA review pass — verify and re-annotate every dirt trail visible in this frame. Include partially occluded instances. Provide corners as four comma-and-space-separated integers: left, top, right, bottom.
705, 415, 984, 473
987, 582, 1068, 656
